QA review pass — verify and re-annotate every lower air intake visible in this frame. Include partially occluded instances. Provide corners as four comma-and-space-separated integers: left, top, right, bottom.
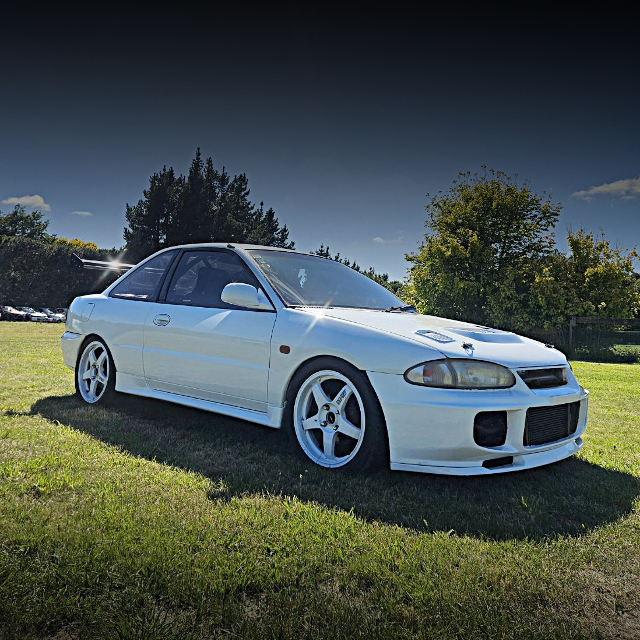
482, 456, 513, 469
524, 402, 580, 446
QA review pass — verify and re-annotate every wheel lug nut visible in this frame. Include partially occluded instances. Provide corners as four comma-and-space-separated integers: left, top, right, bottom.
321, 421, 327, 427
323, 404, 329, 410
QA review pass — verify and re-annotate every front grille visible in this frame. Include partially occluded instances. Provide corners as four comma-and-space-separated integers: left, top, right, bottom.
518, 367, 568, 389
524, 402, 580, 446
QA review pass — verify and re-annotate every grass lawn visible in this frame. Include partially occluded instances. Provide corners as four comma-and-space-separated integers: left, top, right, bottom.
1, 322, 639, 639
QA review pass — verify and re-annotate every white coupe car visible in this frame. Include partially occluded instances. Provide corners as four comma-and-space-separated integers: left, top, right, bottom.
61, 243, 588, 475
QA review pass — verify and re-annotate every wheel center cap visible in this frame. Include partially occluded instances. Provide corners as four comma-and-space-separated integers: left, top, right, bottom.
326, 411, 336, 424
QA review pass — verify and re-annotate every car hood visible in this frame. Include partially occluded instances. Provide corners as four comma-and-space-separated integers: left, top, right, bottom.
303, 308, 567, 368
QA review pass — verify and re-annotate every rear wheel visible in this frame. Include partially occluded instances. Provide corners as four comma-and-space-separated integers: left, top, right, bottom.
288, 359, 387, 471
75, 338, 116, 405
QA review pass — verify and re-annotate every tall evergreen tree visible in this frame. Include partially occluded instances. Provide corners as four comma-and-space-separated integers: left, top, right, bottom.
124, 167, 180, 260
123, 148, 293, 258
169, 149, 208, 245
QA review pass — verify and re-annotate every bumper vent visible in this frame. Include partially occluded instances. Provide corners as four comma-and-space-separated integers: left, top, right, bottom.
524, 402, 580, 446
482, 456, 514, 469
518, 367, 568, 389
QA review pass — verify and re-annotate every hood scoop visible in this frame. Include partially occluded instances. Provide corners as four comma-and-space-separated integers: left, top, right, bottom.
415, 329, 455, 343
416, 326, 524, 345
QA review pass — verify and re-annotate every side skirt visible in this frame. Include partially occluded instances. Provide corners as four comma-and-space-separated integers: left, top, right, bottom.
115, 372, 283, 428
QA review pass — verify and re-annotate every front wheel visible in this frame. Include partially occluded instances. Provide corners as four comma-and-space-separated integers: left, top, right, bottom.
288, 359, 387, 472
75, 338, 116, 405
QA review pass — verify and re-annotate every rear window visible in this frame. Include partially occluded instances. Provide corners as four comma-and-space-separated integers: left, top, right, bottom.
109, 250, 177, 301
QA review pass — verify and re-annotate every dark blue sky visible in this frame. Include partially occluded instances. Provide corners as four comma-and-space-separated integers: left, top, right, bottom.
2, 8, 638, 280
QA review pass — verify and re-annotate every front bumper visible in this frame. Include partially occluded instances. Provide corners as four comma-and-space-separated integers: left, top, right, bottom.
367, 369, 589, 475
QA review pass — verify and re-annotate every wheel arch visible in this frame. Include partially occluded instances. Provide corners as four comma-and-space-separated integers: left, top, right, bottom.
75, 333, 117, 372
284, 354, 362, 402
282, 354, 390, 453
74, 333, 118, 404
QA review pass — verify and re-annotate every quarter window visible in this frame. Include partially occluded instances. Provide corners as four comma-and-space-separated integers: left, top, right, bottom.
109, 250, 177, 301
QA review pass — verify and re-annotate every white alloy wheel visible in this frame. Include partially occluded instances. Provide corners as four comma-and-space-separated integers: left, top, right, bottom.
292, 368, 368, 469
76, 340, 113, 404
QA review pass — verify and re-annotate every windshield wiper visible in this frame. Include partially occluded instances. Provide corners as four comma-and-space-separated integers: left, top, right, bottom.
384, 304, 416, 313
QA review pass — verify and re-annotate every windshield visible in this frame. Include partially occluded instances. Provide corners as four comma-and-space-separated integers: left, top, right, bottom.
248, 250, 404, 310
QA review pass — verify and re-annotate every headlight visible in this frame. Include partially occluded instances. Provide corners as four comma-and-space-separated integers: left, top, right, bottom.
404, 359, 516, 389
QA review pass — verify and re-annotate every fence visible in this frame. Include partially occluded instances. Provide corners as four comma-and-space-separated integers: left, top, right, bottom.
568, 317, 640, 362
523, 317, 640, 363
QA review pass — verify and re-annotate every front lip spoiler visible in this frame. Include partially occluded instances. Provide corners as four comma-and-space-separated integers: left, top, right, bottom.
390, 437, 584, 476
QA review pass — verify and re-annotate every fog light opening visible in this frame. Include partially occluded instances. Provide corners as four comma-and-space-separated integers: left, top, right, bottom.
474, 411, 507, 447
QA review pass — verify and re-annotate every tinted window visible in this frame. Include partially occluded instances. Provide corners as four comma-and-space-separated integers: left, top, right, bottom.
109, 250, 177, 301
165, 250, 260, 308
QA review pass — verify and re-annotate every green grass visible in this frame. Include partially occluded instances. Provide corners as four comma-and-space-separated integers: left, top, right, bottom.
1, 322, 639, 639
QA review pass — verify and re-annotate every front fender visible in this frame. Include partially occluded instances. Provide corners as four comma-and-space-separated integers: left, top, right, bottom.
267, 309, 444, 409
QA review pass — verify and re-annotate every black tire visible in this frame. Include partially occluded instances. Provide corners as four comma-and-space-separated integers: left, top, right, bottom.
285, 357, 388, 472
75, 338, 117, 405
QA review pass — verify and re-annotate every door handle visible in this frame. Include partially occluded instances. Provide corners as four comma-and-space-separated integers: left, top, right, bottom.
153, 314, 171, 326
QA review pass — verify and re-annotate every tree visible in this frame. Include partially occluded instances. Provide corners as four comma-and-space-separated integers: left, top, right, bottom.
0, 205, 53, 241
123, 149, 294, 261
405, 167, 561, 329
0, 235, 117, 308
124, 166, 181, 260
54, 237, 100, 252
531, 228, 640, 326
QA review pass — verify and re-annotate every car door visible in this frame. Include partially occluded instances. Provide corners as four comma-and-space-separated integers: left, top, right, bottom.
102, 249, 180, 381
142, 249, 276, 412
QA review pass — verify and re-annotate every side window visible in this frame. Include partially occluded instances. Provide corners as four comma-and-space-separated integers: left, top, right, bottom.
109, 250, 177, 301
165, 250, 260, 308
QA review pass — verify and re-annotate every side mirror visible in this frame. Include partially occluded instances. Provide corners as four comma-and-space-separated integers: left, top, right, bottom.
220, 283, 274, 311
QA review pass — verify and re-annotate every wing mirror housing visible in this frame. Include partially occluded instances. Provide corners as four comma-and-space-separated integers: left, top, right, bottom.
221, 283, 274, 311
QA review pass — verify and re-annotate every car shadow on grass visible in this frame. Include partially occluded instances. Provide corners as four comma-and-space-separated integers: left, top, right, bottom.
32, 393, 640, 542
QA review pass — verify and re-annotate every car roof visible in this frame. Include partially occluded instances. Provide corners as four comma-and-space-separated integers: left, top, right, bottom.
153, 243, 308, 256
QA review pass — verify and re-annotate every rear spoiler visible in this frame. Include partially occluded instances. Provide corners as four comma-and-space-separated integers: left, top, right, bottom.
72, 254, 136, 273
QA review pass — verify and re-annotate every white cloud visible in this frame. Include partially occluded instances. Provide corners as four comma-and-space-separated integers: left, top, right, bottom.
71, 210, 93, 217
373, 233, 404, 244
1, 194, 51, 211
572, 177, 640, 201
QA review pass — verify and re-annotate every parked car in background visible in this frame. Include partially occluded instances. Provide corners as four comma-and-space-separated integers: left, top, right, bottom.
1, 305, 28, 321
17, 307, 50, 322
62, 243, 589, 476
36, 307, 66, 322
53, 308, 68, 320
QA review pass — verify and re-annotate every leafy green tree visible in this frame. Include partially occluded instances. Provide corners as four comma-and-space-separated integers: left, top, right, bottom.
124, 149, 293, 261
0, 235, 117, 308
0, 205, 53, 241
54, 237, 100, 252
531, 229, 640, 326
406, 167, 561, 329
